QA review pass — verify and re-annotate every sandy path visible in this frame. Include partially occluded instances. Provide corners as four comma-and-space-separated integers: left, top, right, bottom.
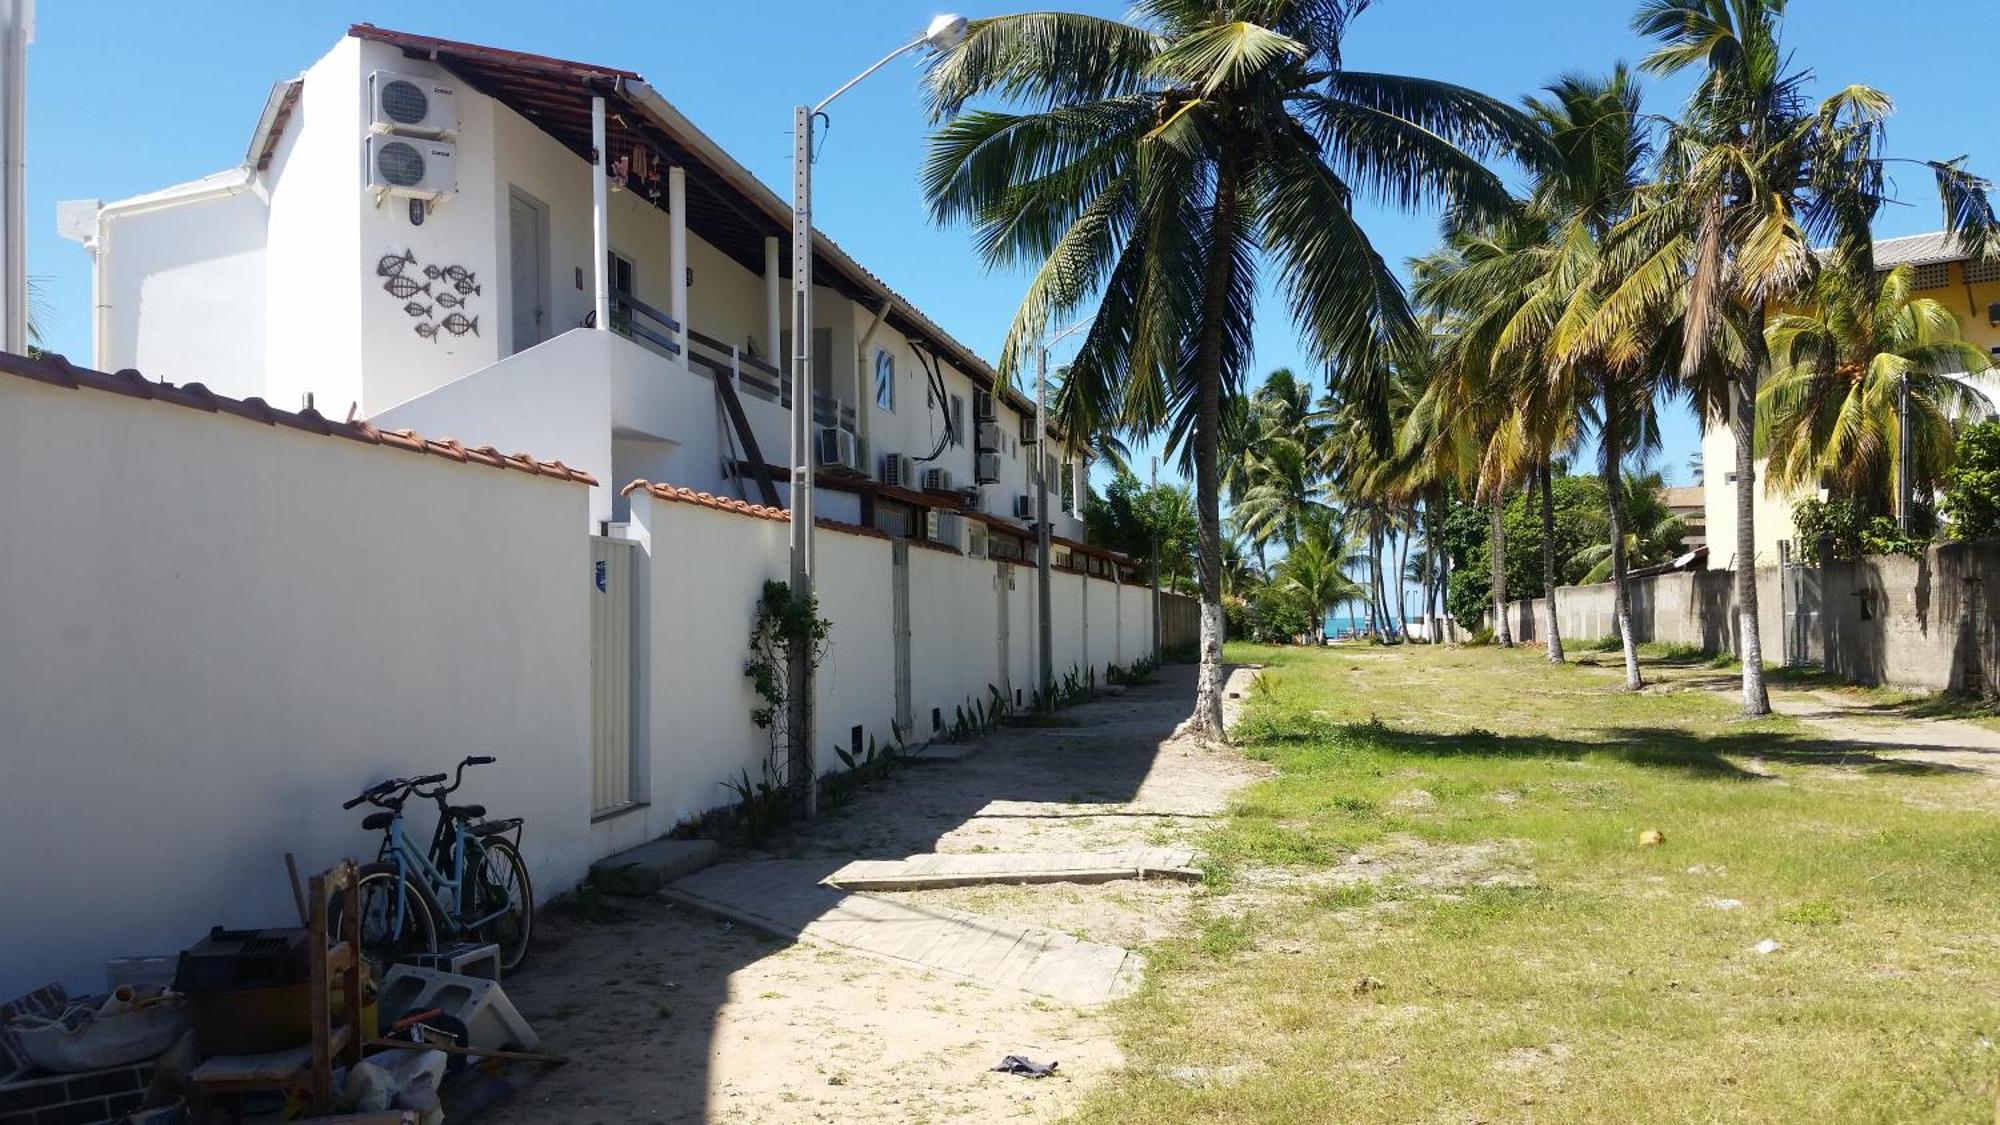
492, 663, 1265, 1124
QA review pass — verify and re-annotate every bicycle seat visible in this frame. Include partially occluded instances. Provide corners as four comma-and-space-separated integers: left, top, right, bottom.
362, 811, 395, 831
472, 817, 522, 837
447, 804, 486, 819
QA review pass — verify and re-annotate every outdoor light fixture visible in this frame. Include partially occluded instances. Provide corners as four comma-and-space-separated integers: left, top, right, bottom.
787, 14, 969, 819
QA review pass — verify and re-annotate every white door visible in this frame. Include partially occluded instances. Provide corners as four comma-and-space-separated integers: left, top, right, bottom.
589, 537, 635, 816
508, 190, 548, 354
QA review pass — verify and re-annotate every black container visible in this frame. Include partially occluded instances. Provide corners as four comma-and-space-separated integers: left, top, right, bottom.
172, 927, 309, 993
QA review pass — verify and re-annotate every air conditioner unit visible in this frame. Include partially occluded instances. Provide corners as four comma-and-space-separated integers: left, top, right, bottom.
926, 511, 964, 550
1013, 493, 1037, 520
974, 452, 1001, 484
968, 523, 989, 560
973, 388, 997, 421
366, 134, 457, 197
370, 71, 460, 137
975, 421, 1002, 453
878, 452, 916, 488
921, 467, 954, 492
816, 426, 857, 470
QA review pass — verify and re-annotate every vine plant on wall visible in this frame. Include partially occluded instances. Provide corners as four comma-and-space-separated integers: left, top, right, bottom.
732, 580, 830, 840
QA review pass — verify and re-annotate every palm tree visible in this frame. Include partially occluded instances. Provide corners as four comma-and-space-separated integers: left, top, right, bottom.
1760, 263, 1994, 513
1611, 0, 1998, 714
923, 1, 1544, 739
1279, 524, 1364, 645
1571, 470, 1689, 581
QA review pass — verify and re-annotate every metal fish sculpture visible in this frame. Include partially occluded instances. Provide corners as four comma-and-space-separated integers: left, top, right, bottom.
434, 291, 463, 309
402, 301, 433, 319
414, 322, 441, 343
442, 265, 471, 283
453, 280, 481, 297
375, 249, 416, 277
422, 264, 444, 280
383, 275, 430, 299
441, 312, 479, 337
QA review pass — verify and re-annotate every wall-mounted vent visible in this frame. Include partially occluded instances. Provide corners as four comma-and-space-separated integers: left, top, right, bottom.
370, 71, 459, 137
921, 467, 954, 491
366, 134, 457, 197
975, 421, 1002, 453
817, 426, 858, 470
879, 452, 916, 488
974, 452, 1001, 484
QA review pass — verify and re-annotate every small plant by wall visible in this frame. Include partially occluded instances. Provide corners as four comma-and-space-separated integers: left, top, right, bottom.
738, 579, 830, 839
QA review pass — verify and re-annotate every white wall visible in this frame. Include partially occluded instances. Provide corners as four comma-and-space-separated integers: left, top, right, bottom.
100, 186, 268, 397
0, 375, 593, 999
1701, 421, 1815, 569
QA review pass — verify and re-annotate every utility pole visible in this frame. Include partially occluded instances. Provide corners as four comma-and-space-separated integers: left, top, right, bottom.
1150, 454, 1160, 661
1035, 344, 1053, 705
0, 0, 29, 355
787, 101, 816, 818
1896, 373, 1913, 533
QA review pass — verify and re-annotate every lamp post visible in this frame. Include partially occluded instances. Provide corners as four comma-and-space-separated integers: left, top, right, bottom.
789, 13, 967, 817
1035, 319, 1089, 705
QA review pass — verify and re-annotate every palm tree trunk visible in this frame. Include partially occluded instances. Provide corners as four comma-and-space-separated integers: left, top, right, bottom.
1368, 525, 1387, 644
1734, 312, 1771, 715
1394, 520, 1410, 639
1603, 380, 1642, 690
1538, 458, 1565, 664
1490, 499, 1512, 646
1183, 153, 1242, 742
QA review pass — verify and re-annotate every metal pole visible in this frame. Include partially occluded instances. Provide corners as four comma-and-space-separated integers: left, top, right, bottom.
788, 103, 817, 818
667, 165, 687, 344
1150, 454, 1160, 661
0, 0, 29, 354
1036, 345, 1053, 704
1896, 373, 1912, 533
589, 96, 610, 333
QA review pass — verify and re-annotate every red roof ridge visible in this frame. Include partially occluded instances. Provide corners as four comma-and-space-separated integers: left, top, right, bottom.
621, 478, 894, 542
0, 350, 597, 486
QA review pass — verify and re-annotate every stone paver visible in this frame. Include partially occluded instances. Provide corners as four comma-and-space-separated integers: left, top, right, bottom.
662, 859, 1141, 1005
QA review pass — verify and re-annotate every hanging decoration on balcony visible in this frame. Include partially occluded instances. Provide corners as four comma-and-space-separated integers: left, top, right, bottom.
375, 248, 482, 343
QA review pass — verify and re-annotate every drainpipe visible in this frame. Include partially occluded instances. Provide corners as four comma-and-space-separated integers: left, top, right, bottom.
590, 96, 610, 331
0, 0, 28, 354
667, 165, 687, 346
763, 235, 780, 362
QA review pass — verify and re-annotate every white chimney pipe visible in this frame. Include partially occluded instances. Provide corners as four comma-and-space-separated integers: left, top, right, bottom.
0, 0, 31, 355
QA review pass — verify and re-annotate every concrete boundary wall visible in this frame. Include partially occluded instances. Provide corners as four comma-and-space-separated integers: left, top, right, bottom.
1491, 541, 1997, 697
0, 375, 594, 998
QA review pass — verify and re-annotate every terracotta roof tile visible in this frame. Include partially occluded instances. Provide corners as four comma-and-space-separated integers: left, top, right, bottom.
622, 479, 907, 542
0, 350, 597, 486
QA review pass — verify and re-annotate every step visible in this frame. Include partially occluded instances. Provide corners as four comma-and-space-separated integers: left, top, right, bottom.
589, 838, 720, 896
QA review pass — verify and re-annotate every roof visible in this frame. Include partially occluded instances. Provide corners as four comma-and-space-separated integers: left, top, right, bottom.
1872, 231, 1978, 269
345, 24, 1054, 429
1659, 485, 1704, 510
0, 350, 597, 486
619, 479, 888, 540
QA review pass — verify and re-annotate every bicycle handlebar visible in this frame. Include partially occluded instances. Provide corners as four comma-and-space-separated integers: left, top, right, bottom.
342, 773, 445, 811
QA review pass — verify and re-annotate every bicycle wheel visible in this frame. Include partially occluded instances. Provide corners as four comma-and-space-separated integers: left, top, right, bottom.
333, 864, 438, 977
470, 839, 534, 972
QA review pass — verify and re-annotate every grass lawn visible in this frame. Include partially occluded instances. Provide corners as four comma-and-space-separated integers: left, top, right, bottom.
1079, 642, 2000, 1123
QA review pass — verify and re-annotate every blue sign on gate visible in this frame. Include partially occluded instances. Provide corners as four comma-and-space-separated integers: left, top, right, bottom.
594, 560, 607, 592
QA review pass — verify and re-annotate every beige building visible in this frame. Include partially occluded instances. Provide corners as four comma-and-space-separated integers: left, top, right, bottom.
1701, 231, 2000, 567
1660, 484, 1705, 550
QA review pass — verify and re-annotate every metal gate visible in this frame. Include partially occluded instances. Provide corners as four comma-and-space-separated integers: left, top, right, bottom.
589, 536, 635, 816
1777, 540, 1820, 667
892, 540, 913, 737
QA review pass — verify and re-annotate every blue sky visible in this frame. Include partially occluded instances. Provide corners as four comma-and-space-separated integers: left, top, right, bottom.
23, 0, 1999, 498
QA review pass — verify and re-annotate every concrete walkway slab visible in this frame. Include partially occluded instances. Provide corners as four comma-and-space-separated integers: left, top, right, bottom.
662, 859, 1141, 1005
825, 848, 1200, 891
589, 838, 720, 896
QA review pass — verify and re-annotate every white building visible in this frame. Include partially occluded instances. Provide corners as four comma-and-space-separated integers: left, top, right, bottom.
60, 23, 1096, 555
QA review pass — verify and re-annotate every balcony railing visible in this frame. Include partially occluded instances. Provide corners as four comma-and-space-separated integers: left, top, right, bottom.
610, 289, 682, 358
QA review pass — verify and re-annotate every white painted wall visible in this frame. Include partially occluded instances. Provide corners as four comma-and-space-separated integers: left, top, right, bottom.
1701, 422, 1815, 569
0, 375, 593, 999
98, 185, 268, 396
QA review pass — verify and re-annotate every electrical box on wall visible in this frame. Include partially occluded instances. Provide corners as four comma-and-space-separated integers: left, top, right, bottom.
369, 71, 460, 137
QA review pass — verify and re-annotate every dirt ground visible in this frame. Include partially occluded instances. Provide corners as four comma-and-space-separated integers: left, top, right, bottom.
495, 663, 1265, 1124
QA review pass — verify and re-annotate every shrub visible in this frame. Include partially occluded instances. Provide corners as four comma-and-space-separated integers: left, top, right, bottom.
1941, 420, 2000, 540
1791, 497, 1927, 563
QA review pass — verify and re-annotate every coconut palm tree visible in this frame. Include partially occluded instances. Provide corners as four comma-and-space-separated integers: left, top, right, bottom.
1760, 263, 1994, 513
922, 0, 1545, 739
1279, 522, 1364, 645
1605, 0, 1999, 714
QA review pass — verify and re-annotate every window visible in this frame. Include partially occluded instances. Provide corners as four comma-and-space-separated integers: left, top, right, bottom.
874, 347, 896, 412
950, 394, 966, 447
1060, 461, 1075, 513
607, 251, 635, 298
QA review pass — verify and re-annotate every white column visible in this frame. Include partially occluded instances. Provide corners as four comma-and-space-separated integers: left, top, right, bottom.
590, 96, 610, 332
668, 165, 687, 345
763, 235, 781, 361
0, 0, 30, 354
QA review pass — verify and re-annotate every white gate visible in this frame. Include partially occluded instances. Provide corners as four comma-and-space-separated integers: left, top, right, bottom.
589, 536, 635, 816
892, 540, 913, 738
995, 563, 1013, 708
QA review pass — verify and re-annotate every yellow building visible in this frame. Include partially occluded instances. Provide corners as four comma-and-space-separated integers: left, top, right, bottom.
1701, 231, 2000, 567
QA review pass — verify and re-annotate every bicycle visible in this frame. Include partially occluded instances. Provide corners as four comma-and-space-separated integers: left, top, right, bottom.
336, 756, 535, 975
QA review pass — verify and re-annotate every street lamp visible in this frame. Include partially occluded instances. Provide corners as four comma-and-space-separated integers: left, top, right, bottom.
788, 13, 968, 818
1035, 319, 1089, 705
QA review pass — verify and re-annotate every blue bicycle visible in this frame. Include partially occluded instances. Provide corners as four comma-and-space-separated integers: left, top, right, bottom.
337, 756, 535, 974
